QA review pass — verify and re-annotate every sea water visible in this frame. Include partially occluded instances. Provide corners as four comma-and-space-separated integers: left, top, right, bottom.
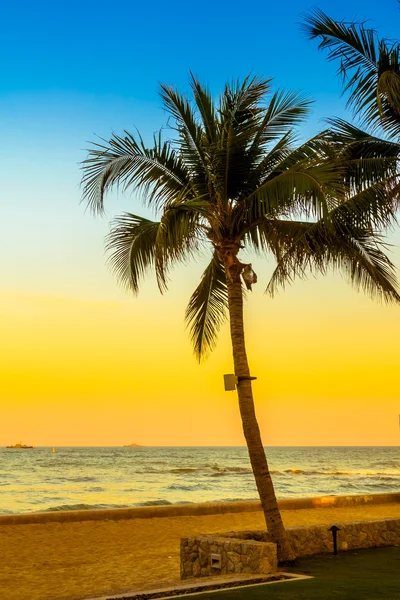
0, 446, 398, 514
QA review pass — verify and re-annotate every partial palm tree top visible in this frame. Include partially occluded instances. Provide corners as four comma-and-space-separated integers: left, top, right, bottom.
81, 74, 400, 360
303, 8, 400, 136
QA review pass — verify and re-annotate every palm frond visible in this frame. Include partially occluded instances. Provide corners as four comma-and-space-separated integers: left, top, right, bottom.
106, 214, 161, 293
326, 118, 400, 154
243, 156, 343, 223
303, 9, 400, 134
213, 76, 272, 202
245, 164, 399, 258
250, 90, 312, 154
219, 75, 271, 123
265, 218, 400, 303
243, 217, 310, 257
325, 118, 400, 194
106, 209, 201, 294
333, 183, 399, 232
189, 73, 218, 145
81, 131, 191, 214
185, 253, 228, 361
303, 8, 378, 90
155, 204, 204, 291
159, 84, 211, 194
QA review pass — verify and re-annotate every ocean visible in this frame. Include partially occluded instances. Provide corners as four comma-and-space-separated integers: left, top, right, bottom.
0, 446, 399, 515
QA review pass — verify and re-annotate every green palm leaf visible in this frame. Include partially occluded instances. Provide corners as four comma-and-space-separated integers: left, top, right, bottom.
106, 214, 162, 293
250, 89, 312, 154
185, 253, 228, 360
214, 76, 272, 203
189, 73, 218, 145
303, 8, 400, 135
265, 218, 400, 303
243, 159, 342, 224
81, 131, 192, 213
324, 118, 400, 198
107, 208, 201, 294
159, 84, 211, 194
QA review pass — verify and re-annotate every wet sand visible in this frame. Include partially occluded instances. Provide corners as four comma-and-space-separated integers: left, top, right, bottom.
2, 502, 400, 600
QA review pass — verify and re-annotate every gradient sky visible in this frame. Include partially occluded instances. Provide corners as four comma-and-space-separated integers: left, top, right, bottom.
1, 0, 400, 446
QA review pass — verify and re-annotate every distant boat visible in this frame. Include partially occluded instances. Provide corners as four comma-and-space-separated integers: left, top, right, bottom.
6, 442, 34, 449
123, 443, 143, 447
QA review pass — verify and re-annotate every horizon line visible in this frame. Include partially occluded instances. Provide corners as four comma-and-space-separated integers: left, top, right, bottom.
2, 444, 399, 448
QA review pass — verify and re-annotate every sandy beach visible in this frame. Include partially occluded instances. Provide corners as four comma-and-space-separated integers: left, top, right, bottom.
2, 501, 400, 600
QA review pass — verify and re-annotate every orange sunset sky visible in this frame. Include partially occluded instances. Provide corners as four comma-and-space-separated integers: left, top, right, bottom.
2, 220, 400, 446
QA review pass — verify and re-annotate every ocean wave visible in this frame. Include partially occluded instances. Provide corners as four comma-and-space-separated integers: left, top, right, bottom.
365, 475, 400, 482
169, 468, 200, 474
371, 461, 399, 469
217, 497, 258, 503
211, 466, 252, 473
143, 466, 255, 475
142, 465, 256, 477
50, 476, 98, 483
158, 465, 400, 478
358, 482, 400, 490
42, 503, 128, 512
129, 465, 400, 478
281, 469, 400, 477
135, 499, 173, 506
166, 484, 202, 491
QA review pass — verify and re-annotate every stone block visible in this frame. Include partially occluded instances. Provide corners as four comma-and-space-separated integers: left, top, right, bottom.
234, 562, 243, 573
243, 566, 252, 573
227, 560, 235, 573
199, 549, 208, 568
193, 560, 201, 577
259, 556, 274, 574
227, 551, 241, 565
183, 560, 192, 578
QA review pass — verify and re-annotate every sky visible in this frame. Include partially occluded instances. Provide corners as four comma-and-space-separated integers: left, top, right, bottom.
1, 0, 400, 446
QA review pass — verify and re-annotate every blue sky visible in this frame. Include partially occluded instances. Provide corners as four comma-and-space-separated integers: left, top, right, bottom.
2, 0, 398, 97
3, 0, 399, 123
1, 0, 400, 299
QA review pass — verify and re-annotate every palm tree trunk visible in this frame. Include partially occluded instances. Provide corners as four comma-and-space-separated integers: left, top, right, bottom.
225, 273, 296, 563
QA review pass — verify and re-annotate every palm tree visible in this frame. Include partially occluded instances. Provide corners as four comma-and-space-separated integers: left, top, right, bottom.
81, 75, 400, 562
303, 8, 400, 136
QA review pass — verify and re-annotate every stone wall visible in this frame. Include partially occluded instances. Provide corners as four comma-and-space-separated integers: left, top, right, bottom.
222, 517, 400, 557
180, 535, 277, 579
181, 517, 400, 579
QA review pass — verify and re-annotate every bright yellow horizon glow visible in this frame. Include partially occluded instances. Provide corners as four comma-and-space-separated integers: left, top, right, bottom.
2, 260, 400, 447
